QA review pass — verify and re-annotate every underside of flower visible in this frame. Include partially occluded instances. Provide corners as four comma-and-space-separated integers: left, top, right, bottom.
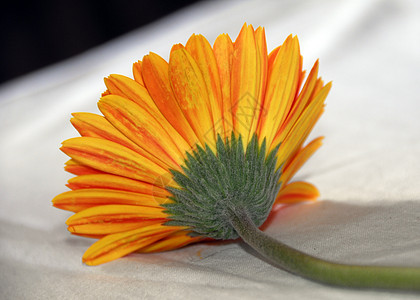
53, 23, 331, 267
49, 23, 420, 291
164, 134, 281, 240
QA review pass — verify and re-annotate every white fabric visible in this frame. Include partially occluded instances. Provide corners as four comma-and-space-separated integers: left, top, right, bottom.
1, 0, 420, 298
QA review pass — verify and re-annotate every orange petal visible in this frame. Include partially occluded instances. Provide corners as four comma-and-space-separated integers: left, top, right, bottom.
280, 136, 324, 185
71, 112, 138, 146
66, 174, 169, 198
98, 95, 184, 170
103, 74, 191, 158
185, 34, 223, 140
213, 33, 234, 138
296, 56, 305, 100
70, 112, 166, 169
275, 82, 331, 167
66, 205, 167, 235
231, 23, 259, 143
268, 46, 280, 69
272, 60, 320, 145
142, 52, 199, 147
61, 137, 170, 184
258, 35, 301, 145
71, 113, 110, 139
141, 231, 202, 253
104, 74, 153, 109
275, 181, 320, 204
169, 45, 216, 149
132, 60, 144, 85
70, 233, 107, 239
52, 188, 170, 212
253, 26, 268, 129
82, 224, 181, 265
313, 77, 325, 96
64, 159, 104, 176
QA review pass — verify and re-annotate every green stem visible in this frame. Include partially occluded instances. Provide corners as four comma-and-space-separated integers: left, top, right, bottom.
228, 207, 420, 291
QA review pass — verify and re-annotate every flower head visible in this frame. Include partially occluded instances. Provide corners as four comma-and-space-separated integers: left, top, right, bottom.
53, 23, 331, 266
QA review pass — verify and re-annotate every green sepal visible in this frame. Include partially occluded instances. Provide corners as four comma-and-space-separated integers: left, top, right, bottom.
163, 133, 282, 240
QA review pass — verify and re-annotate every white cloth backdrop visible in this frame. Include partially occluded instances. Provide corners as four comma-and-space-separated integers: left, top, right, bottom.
1, 0, 420, 298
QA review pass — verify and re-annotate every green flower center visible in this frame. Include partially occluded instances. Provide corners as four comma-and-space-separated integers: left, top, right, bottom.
163, 133, 282, 240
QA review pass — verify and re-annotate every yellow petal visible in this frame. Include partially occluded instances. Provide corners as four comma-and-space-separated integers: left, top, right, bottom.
280, 137, 324, 185
64, 159, 103, 176
71, 113, 110, 139
70, 112, 166, 169
103, 74, 192, 158
186, 34, 223, 140
253, 26, 268, 126
61, 137, 170, 184
141, 231, 202, 253
66, 174, 169, 198
52, 188, 170, 212
82, 224, 180, 265
132, 60, 144, 85
142, 52, 199, 147
70, 233, 106, 239
231, 23, 259, 143
275, 181, 320, 204
169, 45, 216, 149
274, 82, 331, 166
268, 46, 280, 68
104, 74, 151, 108
258, 35, 301, 145
98, 95, 184, 170
296, 56, 305, 97
66, 205, 167, 235
213, 33, 234, 138
271, 60, 320, 145
71, 112, 137, 147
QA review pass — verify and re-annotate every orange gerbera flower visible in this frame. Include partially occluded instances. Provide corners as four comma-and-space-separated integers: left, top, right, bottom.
53, 23, 331, 266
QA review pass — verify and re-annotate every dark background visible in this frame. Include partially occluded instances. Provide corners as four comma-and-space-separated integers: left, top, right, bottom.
1, 0, 202, 85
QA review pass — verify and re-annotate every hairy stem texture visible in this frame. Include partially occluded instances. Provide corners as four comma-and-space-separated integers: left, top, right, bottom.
229, 207, 420, 291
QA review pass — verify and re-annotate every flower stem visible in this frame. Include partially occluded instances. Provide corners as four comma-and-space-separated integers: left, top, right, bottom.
228, 207, 420, 291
